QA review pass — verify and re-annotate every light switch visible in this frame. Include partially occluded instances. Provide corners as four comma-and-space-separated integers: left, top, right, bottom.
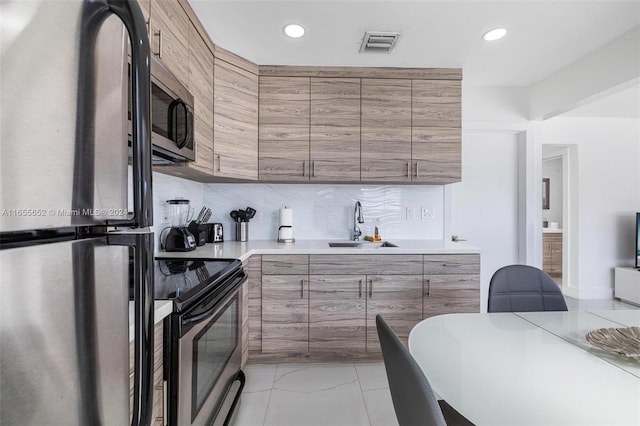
406, 207, 416, 220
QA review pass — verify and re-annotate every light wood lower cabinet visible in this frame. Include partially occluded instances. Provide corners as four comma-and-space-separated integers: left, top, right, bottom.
261, 275, 309, 353
130, 321, 165, 425
309, 275, 366, 353
423, 254, 480, 318
253, 253, 479, 361
365, 275, 424, 352
542, 232, 562, 276
247, 255, 262, 353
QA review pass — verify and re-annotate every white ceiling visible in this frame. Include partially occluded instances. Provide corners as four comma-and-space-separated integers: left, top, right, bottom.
189, 0, 640, 87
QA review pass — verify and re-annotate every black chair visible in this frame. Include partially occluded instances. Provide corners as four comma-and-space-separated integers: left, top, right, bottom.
488, 264, 568, 312
376, 315, 474, 426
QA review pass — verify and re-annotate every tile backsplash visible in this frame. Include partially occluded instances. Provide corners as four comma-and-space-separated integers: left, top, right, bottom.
152, 173, 445, 244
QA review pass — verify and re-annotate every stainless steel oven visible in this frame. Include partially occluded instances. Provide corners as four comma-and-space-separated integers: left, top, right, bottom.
129, 56, 195, 163
155, 258, 246, 426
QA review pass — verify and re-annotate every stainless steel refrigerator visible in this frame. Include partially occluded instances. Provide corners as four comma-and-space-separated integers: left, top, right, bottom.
0, 1, 154, 424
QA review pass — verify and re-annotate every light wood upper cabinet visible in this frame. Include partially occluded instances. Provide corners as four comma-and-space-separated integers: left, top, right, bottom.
361, 79, 412, 182
187, 25, 214, 174
411, 80, 462, 183
310, 78, 361, 181
214, 58, 259, 180
149, 0, 189, 87
258, 77, 310, 181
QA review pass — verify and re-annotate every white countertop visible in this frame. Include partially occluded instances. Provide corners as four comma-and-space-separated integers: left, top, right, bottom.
542, 228, 562, 233
155, 239, 481, 262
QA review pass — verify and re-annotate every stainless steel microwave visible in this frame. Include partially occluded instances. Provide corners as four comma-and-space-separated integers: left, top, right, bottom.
129, 56, 195, 163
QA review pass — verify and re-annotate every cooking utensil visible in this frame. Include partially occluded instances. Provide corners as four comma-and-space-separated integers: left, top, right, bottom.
230, 210, 239, 222
202, 208, 212, 223
196, 206, 207, 224
245, 207, 256, 220
237, 209, 247, 222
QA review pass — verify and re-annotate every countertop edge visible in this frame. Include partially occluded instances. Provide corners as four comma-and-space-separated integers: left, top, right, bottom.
128, 300, 172, 342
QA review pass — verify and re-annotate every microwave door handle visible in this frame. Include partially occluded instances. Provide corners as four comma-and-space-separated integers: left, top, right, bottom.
169, 99, 190, 149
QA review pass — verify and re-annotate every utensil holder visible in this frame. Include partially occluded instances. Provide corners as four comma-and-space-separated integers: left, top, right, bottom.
235, 222, 248, 242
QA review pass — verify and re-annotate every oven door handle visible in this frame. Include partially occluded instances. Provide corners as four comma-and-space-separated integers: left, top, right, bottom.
182, 273, 247, 328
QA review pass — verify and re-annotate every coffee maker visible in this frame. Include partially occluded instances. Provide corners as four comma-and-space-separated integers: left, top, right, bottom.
162, 199, 196, 252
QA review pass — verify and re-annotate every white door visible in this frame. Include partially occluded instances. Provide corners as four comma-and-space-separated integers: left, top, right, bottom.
450, 131, 520, 312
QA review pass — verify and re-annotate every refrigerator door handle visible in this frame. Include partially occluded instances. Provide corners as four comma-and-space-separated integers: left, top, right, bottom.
110, 232, 154, 426
74, 0, 153, 229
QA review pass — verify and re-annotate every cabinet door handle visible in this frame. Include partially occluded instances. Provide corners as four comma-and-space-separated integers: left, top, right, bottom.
369, 279, 373, 298
425, 278, 431, 297
154, 28, 163, 58
302, 160, 306, 177
312, 161, 316, 178
301, 279, 305, 298
358, 279, 362, 298
415, 162, 419, 178
406, 162, 410, 178
217, 154, 222, 172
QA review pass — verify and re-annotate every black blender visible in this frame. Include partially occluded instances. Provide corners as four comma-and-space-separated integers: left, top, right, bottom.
161, 199, 196, 252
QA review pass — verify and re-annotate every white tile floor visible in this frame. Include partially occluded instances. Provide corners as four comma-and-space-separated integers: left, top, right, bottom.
231, 362, 397, 426
232, 298, 638, 426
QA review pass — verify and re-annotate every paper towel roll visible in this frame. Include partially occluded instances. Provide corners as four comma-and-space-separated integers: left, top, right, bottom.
279, 207, 293, 227
278, 227, 294, 240
278, 207, 295, 242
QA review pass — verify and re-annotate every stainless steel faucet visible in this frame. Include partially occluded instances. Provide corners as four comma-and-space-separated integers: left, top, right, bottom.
353, 201, 364, 241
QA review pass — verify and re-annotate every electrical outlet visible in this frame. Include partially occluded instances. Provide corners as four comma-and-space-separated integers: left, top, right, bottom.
161, 207, 170, 224
406, 207, 416, 220
421, 206, 434, 219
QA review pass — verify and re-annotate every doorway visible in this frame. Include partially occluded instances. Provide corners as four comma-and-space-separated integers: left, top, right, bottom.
541, 144, 577, 297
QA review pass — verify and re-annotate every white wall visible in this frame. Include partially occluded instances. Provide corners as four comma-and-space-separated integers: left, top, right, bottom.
537, 117, 640, 298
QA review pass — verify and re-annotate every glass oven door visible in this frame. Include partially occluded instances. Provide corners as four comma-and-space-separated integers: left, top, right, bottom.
192, 296, 238, 418
175, 278, 244, 426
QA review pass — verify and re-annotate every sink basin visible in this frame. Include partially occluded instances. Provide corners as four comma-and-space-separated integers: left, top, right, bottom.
328, 241, 398, 248
328, 241, 364, 248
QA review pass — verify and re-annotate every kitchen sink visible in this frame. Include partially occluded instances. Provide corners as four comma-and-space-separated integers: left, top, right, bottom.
328, 241, 398, 248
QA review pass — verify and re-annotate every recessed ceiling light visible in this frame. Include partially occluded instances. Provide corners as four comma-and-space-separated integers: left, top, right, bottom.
482, 28, 508, 41
283, 24, 305, 39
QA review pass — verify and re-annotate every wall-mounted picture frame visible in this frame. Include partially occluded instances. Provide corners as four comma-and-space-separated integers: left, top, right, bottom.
542, 178, 550, 210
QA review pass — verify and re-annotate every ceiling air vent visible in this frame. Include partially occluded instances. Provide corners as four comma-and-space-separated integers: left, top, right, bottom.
359, 31, 401, 53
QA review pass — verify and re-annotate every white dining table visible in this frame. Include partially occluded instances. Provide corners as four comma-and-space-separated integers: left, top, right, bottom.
408, 310, 640, 426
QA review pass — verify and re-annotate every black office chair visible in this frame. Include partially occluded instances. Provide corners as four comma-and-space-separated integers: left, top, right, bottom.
376, 315, 474, 426
488, 264, 568, 312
